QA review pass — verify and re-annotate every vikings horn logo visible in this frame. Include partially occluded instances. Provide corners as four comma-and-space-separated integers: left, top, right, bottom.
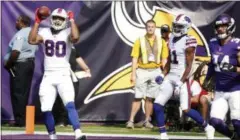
84, 1, 210, 104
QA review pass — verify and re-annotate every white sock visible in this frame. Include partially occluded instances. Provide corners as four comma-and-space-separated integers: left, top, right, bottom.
49, 134, 57, 139
75, 129, 82, 139
161, 132, 167, 136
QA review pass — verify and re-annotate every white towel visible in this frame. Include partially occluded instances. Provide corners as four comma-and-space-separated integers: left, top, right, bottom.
70, 69, 78, 82
75, 71, 90, 79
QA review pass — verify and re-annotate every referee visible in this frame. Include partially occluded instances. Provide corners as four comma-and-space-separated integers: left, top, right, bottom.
4, 15, 38, 127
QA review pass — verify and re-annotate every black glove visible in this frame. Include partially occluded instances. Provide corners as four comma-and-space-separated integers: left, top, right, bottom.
220, 63, 237, 72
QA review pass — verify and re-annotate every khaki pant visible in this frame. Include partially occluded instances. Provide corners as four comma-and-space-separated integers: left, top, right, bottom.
134, 68, 162, 99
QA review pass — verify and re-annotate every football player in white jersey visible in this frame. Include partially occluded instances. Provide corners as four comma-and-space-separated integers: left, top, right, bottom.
28, 8, 86, 140
153, 14, 214, 139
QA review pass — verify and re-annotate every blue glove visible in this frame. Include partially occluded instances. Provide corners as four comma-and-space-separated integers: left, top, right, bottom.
155, 74, 164, 85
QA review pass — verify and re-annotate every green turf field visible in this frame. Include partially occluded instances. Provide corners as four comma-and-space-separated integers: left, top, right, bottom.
1, 124, 226, 137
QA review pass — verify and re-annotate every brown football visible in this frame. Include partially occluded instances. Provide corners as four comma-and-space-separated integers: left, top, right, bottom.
37, 6, 50, 19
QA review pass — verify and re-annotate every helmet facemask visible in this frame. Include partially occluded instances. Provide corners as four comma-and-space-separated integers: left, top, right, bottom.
51, 16, 67, 30
172, 23, 189, 37
50, 8, 68, 31
214, 15, 236, 40
172, 14, 191, 37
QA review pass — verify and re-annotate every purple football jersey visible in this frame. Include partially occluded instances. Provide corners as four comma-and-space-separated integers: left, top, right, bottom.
209, 37, 240, 92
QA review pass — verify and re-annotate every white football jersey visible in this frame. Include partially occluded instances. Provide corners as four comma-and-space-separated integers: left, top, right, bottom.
38, 28, 72, 71
168, 35, 197, 77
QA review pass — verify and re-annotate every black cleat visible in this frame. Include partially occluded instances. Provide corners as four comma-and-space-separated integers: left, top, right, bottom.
231, 132, 239, 140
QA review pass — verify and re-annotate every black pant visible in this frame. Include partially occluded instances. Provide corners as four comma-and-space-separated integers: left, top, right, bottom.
10, 60, 34, 126
53, 81, 79, 125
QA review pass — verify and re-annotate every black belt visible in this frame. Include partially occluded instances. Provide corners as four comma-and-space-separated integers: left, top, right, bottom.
26, 57, 35, 61
16, 58, 35, 63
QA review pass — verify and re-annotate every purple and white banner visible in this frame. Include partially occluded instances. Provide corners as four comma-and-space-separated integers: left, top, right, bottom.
1, 1, 240, 121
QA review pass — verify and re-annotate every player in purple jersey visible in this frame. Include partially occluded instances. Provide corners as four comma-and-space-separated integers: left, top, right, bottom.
203, 14, 240, 140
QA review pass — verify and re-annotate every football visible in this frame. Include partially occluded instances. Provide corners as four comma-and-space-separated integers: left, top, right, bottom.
37, 6, 50, 19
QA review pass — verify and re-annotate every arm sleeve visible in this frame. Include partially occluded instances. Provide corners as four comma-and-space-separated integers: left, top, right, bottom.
3, 53, 10, 63
161, 39, 169, 59
66, 27, 71, 34
186, 36, 198, 48
205, 44, 215, 81
38, 28, 46, 41
75, 49, 81, 58
12, 36, 24, 51
131, 39, 140, 58
38, 28, 44, 37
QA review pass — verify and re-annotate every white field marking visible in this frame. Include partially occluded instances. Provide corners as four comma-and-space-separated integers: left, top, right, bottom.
2, 130, 230, 139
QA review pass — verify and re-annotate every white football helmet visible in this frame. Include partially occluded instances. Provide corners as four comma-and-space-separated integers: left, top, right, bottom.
50, 8, 68, 30
172, 14, 192, 37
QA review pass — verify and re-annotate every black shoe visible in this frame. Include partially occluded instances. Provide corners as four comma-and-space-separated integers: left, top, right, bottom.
9, 121, 24, 127
56, 122, 65, 127
231, 132, 239, 140
15, 123, 25, 127
77, 135, 87, 140
15, 119, 25, 127
10, 124, 24, 127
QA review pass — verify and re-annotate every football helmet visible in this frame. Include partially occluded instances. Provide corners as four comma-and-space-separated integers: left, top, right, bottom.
214, 14, 236, 39
50, 8, 68, 30
161, 24, 170, 33
172, 14, 192, 37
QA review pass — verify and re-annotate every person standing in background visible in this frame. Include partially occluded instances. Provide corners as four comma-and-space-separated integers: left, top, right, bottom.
160, 24, 171, 45
126, 20, 168, 129
4, 15, 38, 127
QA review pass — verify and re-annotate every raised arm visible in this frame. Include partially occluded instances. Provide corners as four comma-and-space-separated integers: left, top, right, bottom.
28, 23, 43, 45
28, 8, 43, 45
68, 11, 80, 44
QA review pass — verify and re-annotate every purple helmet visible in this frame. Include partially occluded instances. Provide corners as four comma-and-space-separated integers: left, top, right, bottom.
214, 14, 236, 39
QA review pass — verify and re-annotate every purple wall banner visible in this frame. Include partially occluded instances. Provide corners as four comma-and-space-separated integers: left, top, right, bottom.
1, 1, 240, 121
